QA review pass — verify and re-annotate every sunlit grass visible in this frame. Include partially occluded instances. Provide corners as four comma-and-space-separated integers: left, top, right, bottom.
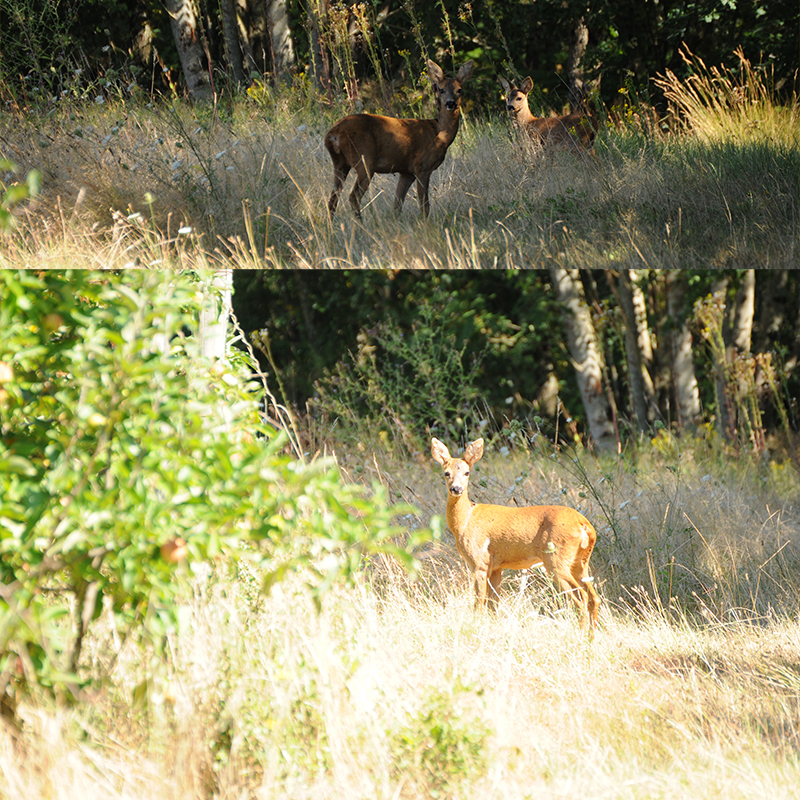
2, 437, 799, 799
1, 50, 798, 267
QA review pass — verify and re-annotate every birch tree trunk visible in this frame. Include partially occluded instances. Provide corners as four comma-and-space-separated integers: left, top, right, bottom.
165, 0, 212, 100
567, 15, 589, 110
665, 271, 701, 430
220, 0, 246, 85
267, 0, 296, 84
731, 269, 756, 354
199, 270, 233, 360
548, 266, 616, 452
613, 269, 652, 432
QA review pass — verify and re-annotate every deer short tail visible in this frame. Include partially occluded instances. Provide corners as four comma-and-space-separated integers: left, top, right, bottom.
579, 524, 591, 551
325, 133, 341, 155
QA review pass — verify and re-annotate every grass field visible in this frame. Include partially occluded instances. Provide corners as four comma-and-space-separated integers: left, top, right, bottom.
1, 50, 798, 269
2, 439, 800, 799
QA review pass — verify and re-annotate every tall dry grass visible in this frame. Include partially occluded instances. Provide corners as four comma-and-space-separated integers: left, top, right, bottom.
1, 49, 797, 268
2, 439, 799, 800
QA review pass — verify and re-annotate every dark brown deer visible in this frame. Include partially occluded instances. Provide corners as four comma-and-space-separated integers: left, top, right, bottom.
325, 60, 474, 218
498, 75, 598, 153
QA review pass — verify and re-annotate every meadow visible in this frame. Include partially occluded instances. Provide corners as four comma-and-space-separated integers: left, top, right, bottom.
2, 433, 800, 800
0, 50, 797, 268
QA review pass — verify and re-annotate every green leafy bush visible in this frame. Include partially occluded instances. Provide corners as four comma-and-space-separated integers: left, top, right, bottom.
390, 683, 491, 799
312, 294, 486, 450
0, 270, 425, 719
0, 159, 41, 232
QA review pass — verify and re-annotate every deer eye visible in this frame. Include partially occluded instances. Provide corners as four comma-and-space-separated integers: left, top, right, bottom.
444, 470, 451, 478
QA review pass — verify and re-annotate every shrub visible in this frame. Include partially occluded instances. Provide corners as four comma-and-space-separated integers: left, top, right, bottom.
0, 269, 426, 721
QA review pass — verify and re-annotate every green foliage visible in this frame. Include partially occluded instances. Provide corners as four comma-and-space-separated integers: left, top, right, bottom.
390, 682, 491, 798
240, 272, 567, 445
0, 159, 41, 232
0, 270, 426, 717
312, 294, 486, 448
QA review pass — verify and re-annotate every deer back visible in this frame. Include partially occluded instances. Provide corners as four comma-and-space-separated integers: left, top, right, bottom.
526, 112, 597, 149
325, 114, 443, 176
457, 501, 594, 568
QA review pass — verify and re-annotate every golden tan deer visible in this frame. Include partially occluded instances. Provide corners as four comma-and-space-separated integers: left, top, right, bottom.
325, 60, 474, 218
498, 75, 598, 153
431, 437, 600, 631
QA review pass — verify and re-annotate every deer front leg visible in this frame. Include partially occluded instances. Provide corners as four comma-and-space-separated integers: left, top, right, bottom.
473, 564, 490, 609
416, 174, 432, 218
395, 173, 415, 212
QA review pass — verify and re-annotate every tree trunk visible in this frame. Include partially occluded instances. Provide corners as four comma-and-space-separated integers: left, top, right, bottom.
613, 269, 651, 432
220, 0, 246, 86
267, 0, 295, 84
199, 270, 233, 360
236, 0, 259, 76
731, 269, 756, 354
567, 16, 589, 110
548, 266, 616, 452
665, 271, 701, 430
165, 0, 213, 100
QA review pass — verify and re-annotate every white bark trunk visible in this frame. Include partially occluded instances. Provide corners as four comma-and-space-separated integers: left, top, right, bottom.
165, 0, 212, 100
616, 269, 651, 432
549, 266, 616, 451
732, 269, 756, 353
199, 270, 233, 360
268, 0, 295, 83
666, 271, 701, 429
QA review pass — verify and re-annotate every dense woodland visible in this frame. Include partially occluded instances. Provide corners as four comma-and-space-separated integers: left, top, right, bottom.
235, 269, 800, 456
1, 0, 797, 111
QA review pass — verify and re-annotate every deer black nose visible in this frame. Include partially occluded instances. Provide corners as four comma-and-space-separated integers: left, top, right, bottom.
445, 100, 457, 110
450, 485, 463, 495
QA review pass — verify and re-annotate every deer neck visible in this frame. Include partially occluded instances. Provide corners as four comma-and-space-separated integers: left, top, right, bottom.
435, 106, 461, 146
445, 488, 473, 539
515, 104, 535, 126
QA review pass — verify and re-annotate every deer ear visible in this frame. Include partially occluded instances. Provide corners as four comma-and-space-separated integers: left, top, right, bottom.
498, 75, 511, 94
464, 438, 484, 465
457, 61, 474, 83
521, 76, 534, 94
427, 60, 445, 85
431, 437, 451, 465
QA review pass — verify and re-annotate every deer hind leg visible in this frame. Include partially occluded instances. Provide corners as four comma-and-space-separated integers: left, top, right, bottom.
348, 157, 373, 217
394, 173, 415, 212
572, 557, 601, 631
328, 158, 350, 215
544, 553, 590, 629
572, 542, 600, 630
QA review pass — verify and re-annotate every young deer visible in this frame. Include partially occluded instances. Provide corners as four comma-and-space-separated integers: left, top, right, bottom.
498, 75, 598, 153
325, 60, 474, 218
431, 437, 600, 631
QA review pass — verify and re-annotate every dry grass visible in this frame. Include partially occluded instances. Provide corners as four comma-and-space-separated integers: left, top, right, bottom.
1, 61, 797, 268
3, 441, 799, 800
